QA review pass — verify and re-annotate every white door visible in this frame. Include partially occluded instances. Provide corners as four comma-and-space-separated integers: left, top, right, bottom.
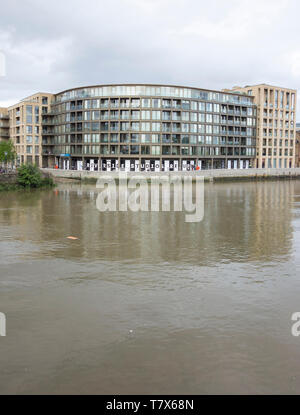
164, 160, 169, 172
240, 160, 244, 169
145, 160, 150, 172
182, 160, 187, 171
155, 160, 160, 172
174, 160, 179, 171
234, 160, 238, 169
90, 159, 94, 172
125, 160, 130, 172
228, 160, 232, 169
77, 161, 83, 171
115, 160, 119, 171
245, 160, 249, 169
135, 160, 139, 172
107, 160, 111, 172
197, 160, 202, 170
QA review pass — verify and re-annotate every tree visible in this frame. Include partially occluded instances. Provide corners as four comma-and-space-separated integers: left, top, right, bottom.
0, 140, 16, 170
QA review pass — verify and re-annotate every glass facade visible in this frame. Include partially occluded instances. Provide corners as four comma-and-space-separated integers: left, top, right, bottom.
42, 84, 257, 171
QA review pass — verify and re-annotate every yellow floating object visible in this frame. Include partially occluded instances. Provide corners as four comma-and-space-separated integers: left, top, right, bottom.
67, 236, 78, 240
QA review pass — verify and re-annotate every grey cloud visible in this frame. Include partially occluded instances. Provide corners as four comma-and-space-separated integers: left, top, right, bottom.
0, 0, 300, 116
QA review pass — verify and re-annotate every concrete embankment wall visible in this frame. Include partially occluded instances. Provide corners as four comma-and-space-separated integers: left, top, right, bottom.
42, 168, 300, 182
0, 173, 17, 184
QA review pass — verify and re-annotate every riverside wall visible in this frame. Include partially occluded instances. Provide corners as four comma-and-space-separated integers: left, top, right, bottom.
0, 173, 17, 184
42, 168, 300, 182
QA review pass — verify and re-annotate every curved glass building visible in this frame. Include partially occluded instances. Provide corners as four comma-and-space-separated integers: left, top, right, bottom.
42, 84, 257, 171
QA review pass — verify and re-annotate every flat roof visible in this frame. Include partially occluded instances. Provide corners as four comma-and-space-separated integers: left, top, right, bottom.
239, 83, 297, 92
54, 83, 252, 98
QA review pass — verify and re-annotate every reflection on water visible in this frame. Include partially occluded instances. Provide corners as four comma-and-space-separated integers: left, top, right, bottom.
0, 180, 300, 394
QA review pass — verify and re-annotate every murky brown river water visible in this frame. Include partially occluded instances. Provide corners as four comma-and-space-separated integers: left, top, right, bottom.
1, 180, 300, 394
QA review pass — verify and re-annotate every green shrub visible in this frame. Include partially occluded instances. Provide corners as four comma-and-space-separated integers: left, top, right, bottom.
17, 164, 54, 188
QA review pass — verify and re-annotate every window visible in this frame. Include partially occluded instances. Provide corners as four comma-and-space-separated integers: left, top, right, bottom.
191, 101, 197, 110
190, 112, 197, 122
151, 145, 160, 155
182, 100, 190, 110
141, 145, 150, 154
26, 105, 32, 123
142, 98, 150, 108
92, 111, 100, 120
206, 103, 213, 112
190, 124, 197, 133
199, 113, 205, 122
141, 122, 150, 131
131, 99, 140, 108
213, 114, 219, 123
141, 111, 151, 120
182, 123, 189, 133
152, 122, 160, 132
181, 112, 189, 121
199, 102, 205, 111
152, 99, 160, 108
152, 111, 160, 120
206, 114, 212, 123
131, 122, 140, 131
141, 134, 150, 143
131, 110, 140, 120
152, 134, 160, 143
130, 145, 139, 154
181, 135, 189, 144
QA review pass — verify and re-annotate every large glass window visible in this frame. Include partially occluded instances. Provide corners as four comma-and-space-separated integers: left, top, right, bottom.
152, 111, 161, 120
141, 111, 151, 120
152, 99, 160, 108
151, 145, 160, 155
131, 122, 140, 131
141, 134, 151, 143
142, 98, 150, 108
141, 122, 150, 131
152, 122, 161, 132
206, 103, 213, 112
131, 110, 140, 120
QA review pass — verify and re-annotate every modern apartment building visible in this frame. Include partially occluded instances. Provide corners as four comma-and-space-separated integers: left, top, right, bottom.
225, 84, 297, 168
0, 107, 9, 142
296, 123, 300, 168
2, 83, 298, 171
8, 93, 53, 166
42, 84, 257, 171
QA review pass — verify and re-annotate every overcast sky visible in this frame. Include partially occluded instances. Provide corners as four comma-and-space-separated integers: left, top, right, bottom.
1, 0, 300, 116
